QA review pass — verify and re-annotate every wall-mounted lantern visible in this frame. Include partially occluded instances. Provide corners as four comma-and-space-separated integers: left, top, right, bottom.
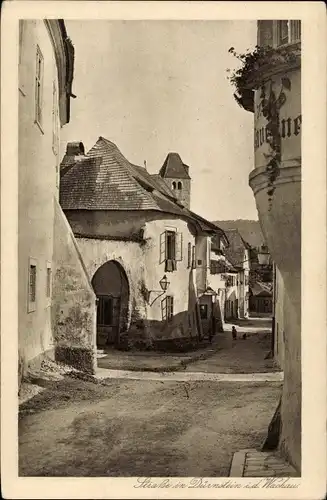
159, 275, 170, 292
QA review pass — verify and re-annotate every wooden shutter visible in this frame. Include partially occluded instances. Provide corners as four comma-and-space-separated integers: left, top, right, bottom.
159, 231, 166, 264
161, 297, 167, 321
175, 232, 183, 261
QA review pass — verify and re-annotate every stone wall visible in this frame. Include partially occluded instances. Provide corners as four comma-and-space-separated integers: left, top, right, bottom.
52, 201, 96, 373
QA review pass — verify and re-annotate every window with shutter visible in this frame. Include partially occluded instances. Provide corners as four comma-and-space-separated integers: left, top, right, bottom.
160, 230, 182, 271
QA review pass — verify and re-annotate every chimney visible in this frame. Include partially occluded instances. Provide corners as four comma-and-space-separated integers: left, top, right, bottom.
144, 160, 147, 170
66, 141, 85, 157
60, 141, 86, 176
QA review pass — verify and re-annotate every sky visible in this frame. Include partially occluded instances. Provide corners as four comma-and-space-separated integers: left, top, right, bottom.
61, 20, 258, 221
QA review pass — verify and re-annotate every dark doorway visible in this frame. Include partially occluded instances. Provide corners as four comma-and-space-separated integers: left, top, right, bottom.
91, 260, 129, 348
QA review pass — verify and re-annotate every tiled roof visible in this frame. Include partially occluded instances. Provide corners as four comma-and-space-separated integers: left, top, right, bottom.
60, 137, 160, 211
213, 220, 264, 248
60, 136, 225, 238
159, 152, 191, 179
222, 229, 249, 268
150, 174, 178, 198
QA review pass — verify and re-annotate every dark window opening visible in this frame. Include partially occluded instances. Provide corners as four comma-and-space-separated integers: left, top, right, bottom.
200, 304, 208, 319
29, 265, 36, 303
166, 231, 176, 260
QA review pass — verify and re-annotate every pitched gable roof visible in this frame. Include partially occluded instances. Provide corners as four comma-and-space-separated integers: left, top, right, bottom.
222, 229, 250, 268
60, 136, 226, 239
159, 152, 191, 180
213, 220, 265, 249
60, 137, 161, 211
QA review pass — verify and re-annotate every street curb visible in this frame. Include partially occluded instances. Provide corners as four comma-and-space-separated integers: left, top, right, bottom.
97, 346, 222, 373
229, 449, 256, 477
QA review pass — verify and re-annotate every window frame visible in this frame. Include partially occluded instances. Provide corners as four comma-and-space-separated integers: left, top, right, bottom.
19, 20, 24, 65
199, 304, 208, 319
35, 45, 44, 132
159, 229, 183, 271
274, 20, 301, 48
28, 258, 37, 313
161, 295, 174, 322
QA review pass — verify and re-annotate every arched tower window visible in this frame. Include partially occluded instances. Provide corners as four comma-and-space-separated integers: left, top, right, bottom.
177, 181, 182, 190
172, 181, 176, 190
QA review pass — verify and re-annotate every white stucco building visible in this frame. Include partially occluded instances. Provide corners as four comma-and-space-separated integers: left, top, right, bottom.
18, 20, 96, 380
60, 137, 229, 350
234, 19, 301, 473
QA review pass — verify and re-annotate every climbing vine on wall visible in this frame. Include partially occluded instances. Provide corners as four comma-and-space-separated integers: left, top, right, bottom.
227, 44, 299, 106
227, 44, 299, 209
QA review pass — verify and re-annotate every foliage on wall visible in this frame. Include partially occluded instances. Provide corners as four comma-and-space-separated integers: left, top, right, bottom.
227, 44, 300, 108
227, 44, 300, 209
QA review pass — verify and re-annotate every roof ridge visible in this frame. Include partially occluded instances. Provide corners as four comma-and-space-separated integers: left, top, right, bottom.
93, 137, 162, 210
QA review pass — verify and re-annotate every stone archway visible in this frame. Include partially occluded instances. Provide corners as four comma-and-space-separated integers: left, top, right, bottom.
91, 260, 129, 348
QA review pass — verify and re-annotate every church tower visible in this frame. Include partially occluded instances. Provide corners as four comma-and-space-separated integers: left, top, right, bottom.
158, 152, 191, 209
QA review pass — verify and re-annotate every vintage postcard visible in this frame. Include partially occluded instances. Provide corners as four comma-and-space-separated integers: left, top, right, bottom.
1, 1, 326, 499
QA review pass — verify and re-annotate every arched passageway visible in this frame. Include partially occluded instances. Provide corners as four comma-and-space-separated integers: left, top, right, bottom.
91, 260, 129, 348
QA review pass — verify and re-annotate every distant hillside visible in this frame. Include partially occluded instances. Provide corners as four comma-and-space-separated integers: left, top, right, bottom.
213, 219, 265, 249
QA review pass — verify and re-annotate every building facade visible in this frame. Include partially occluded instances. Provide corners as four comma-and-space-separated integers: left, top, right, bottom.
18, 20, 96, 380
60, 137, 228, 350
235, 20, 301, 471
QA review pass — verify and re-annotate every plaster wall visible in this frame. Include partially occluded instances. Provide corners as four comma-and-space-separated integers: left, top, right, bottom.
52, 201, 96, 372
18, 20, 61, 370
250, 60, 301, 472
274, 266, 285, 370
143, 217, 199, 342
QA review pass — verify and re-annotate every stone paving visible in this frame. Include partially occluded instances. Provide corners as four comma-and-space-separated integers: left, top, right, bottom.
230, 448, 299, 477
